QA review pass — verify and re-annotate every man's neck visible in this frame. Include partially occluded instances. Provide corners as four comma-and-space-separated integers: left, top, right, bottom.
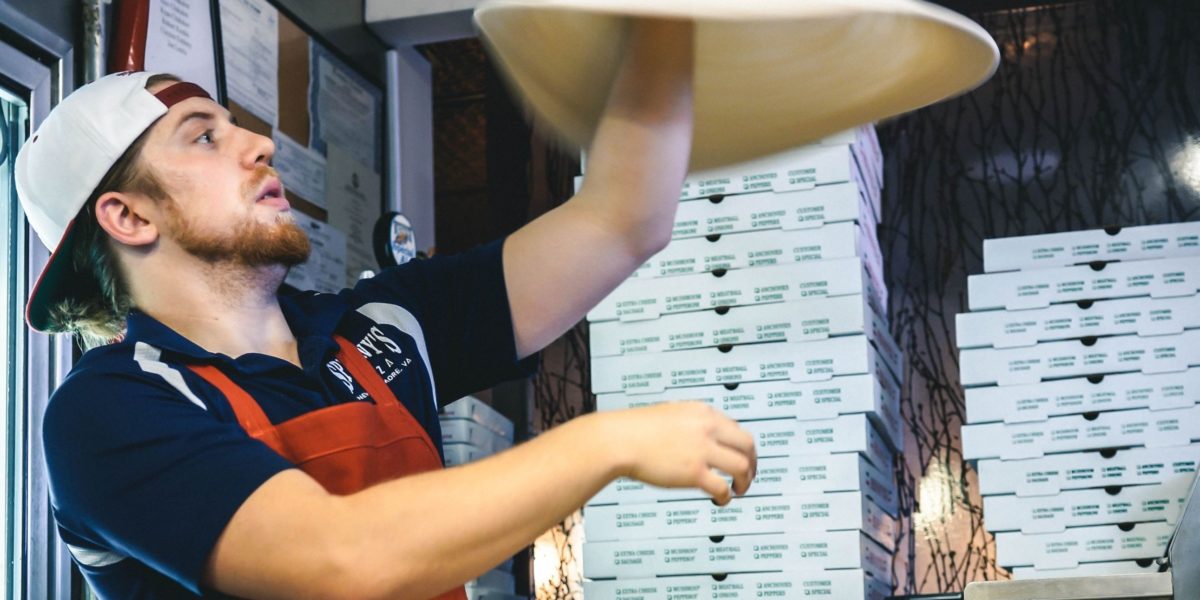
132, 260, 301, 367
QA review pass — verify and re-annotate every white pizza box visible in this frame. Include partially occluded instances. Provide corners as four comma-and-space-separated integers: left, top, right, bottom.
808, 126, 882, 213
680, 143, 856, 199
670, 181, 875, 241
823, 125, 883, 194
590, 291, 892, 359
860, 124, 884, 190
966, 369, 1200, 425
588, 452, 898, 516
977, 444, 1200, 497
956, 294, 1200, 349
745, 414, 894, 472
982, 478, 1192, 534
817, 129, 862, 147
442, 443, 488, 467
591, 333, 901, 396
1010, 559, 1162, 580
583, 491, 897, 550
589, 256, 884, 324
994, 522, 1173, 569
961, 404, 1200, 461
575, 127, 882, 206
583, 568, 891, 600
595, 369, 904, 452
984, 222, 1200, 273
441, 395, 515, 440
589, 292, 877, 357
631, 222, 883, 286
581, 530, 893, 580
967, 256, 1200, 311
439, 419, 513, 455
575, 143, 875, 209
959, 329, 1200, 387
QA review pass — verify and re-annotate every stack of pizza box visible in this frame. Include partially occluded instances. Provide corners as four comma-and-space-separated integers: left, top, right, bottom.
581, 127, 900, 600
957, 222, 1200, 579
441, 396, 525, 600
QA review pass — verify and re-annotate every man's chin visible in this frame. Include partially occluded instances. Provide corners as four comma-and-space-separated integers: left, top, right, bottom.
262, 221, 312, 268
176, 220, 312, 268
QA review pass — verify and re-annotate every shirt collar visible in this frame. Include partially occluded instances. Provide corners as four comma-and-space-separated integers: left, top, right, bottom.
123, 309, 219, 360
278, 291, 349, 339
121, 292, 351, 365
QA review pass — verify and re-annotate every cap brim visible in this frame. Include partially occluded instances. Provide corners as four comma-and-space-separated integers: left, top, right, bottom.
26, 218, 98, 333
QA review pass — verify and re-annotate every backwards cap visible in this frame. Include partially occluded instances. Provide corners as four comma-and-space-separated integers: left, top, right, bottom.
14, 71, 211, 332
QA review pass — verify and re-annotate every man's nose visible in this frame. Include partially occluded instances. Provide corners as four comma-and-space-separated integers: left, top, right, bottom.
242, 129, 275, 168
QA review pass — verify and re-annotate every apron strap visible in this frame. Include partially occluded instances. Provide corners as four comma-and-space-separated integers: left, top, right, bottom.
333, 336, 403, 410
187, 364, 277, 441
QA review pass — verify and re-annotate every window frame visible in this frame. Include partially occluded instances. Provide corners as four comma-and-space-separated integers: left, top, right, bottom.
0, 6, 75, 599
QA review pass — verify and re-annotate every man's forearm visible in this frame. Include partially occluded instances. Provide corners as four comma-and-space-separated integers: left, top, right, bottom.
576, 19, 694, 257
503, 19, 696, 358
332, 412, 624, 599
205, 403, 753, 600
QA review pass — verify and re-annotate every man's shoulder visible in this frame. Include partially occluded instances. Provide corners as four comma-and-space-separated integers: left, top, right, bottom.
59, 340, 143, 389
49, 339, 211, 419
65, 338, 179, 382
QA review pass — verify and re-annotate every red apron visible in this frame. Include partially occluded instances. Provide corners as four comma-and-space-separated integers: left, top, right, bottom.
188, 335, 468, 600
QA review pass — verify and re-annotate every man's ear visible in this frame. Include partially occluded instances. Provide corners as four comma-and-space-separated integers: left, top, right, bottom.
93, 191, 160, 247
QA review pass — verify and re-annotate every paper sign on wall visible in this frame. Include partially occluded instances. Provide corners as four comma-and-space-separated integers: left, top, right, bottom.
309, 43, 381, 171
285, 210, 347, 293
145, 0, 219, 98
273, 131, 326, 208
325, 144, 381, 284
218, 0, 279, 124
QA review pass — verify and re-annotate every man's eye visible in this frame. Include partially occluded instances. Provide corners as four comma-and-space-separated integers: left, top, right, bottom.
195, 131, 214, 144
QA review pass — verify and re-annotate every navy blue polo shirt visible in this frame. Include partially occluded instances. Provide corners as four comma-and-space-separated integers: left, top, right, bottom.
42, 239, 535, 599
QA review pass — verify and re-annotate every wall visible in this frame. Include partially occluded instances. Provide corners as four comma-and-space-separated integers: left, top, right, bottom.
273, 0, 389, 82
0, 0, 386, 91
880, 0, 1200, 593
0, 0, 77, 48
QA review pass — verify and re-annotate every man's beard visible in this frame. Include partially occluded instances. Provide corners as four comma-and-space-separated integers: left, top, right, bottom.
163, 197, 311, 268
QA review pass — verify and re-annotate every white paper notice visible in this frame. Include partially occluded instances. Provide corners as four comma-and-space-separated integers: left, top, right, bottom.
285, 211, 347, 293
311, 44, 380, 171
145, 0, 219, 97
273, 131, 326, 208
325, 144, 381, 286
218, 0, 278, 124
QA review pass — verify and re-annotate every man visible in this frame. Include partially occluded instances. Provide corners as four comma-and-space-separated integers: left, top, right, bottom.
17, 19, 756, 600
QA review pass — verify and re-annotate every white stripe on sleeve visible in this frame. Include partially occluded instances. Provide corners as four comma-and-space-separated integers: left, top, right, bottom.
133, 342, 207, 411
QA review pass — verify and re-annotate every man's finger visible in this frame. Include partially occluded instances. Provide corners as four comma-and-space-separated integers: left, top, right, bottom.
711, 417, 756, 461
707, 445, 753, 496
697, 470, 733, 506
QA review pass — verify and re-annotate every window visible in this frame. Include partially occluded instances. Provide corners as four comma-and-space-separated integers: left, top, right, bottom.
0, 6, 76, 597
0, 78, 29, 600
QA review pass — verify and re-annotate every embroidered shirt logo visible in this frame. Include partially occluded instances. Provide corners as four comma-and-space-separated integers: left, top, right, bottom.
326, 359, 355, 392
356, 326, 402, 358
356, 326, 413, 381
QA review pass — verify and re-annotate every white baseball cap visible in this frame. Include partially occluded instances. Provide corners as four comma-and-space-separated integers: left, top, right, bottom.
15, 71, 212, 332
474, 0, 999, 171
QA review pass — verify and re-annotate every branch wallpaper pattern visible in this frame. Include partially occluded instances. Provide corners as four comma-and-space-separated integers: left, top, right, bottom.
880, 0, 1199, 593
527, 0, 1200, 596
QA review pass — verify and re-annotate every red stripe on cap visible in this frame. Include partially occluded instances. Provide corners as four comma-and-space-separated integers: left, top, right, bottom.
153, 82, 212, 108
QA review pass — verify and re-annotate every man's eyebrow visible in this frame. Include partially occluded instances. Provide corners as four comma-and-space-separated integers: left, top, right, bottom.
172, 109, 237, 133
